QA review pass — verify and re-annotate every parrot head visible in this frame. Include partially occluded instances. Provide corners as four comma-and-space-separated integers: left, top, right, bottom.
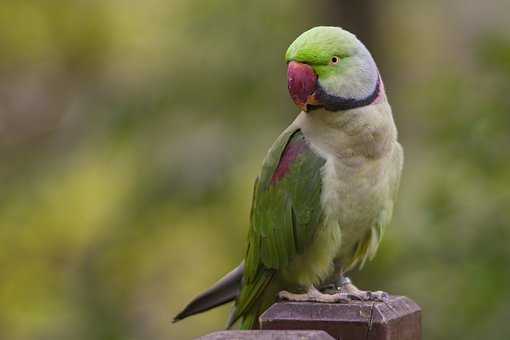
286, 26, 381, 112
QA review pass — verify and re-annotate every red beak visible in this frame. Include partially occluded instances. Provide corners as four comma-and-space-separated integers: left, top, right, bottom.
287, 61, 319, 111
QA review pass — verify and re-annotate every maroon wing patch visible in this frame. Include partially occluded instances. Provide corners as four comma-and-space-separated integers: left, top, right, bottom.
271, 133, 308, 184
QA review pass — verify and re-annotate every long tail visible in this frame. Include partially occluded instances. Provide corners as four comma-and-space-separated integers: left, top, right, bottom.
173, 263, 244, 323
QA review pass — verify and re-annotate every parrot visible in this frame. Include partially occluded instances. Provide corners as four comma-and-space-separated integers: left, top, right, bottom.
173, 26, 403, 330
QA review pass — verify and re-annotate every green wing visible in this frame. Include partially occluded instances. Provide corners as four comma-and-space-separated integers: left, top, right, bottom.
230, 127, 326, 329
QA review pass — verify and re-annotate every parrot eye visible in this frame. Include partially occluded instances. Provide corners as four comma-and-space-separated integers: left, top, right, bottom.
330, 56, 340, 65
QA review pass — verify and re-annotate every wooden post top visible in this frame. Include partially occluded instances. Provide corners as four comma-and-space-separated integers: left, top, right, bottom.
259, 295, 421, 340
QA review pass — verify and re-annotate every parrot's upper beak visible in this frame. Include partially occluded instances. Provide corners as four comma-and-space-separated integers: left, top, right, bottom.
287, 61, 320, 112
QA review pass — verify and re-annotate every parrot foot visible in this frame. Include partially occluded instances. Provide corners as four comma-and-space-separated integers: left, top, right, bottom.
278, 286, 350, 303
340, 278, 389, 302
345, 290, 389, 302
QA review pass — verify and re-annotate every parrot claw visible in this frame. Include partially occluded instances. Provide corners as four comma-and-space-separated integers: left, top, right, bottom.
278, 287, 350, 303
339, 277, 390, 302
346, 290, 389, 302
368, 290, 390, 301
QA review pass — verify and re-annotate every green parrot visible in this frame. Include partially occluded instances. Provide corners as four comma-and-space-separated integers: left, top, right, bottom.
174, 26, 403, 330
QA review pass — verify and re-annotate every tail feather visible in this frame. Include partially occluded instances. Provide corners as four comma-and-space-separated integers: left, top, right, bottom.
173, 263, 244, 323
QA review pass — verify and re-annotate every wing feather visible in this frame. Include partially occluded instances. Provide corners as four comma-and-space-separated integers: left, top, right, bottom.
231, 127, 326, 328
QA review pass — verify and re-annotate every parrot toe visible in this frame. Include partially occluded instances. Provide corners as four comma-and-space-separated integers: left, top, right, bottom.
339, 277, 390, 302
278, 287, 350, 303
346, 290, 389, 302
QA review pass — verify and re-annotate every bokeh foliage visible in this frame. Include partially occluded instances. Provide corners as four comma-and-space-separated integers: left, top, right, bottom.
0, 1, 509, 339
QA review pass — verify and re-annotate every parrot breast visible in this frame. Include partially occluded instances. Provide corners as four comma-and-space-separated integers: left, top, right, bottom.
285, 100, 402, 279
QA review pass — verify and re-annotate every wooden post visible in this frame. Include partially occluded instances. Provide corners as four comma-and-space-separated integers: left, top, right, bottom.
198, 330, 335, 339
259, 296, 421, 340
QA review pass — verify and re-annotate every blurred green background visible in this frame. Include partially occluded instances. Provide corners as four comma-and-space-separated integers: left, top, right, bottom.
1, 0, 509, 339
